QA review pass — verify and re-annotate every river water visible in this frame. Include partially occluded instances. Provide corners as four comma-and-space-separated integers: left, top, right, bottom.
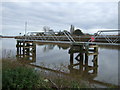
1, 38, 119, 87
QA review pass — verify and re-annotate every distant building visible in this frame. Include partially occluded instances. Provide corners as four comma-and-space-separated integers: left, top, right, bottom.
70, 25, 75, 34
44, 29, 55, 35
57, 30, 64, 36
48, 29, 55, 35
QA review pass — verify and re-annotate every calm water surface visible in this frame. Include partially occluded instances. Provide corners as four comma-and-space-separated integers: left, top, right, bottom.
1, 38, 119, 86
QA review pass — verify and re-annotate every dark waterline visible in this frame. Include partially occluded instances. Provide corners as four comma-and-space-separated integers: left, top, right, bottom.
1, 38, 119, 86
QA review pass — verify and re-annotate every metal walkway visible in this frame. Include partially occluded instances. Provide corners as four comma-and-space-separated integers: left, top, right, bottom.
17, 30, 120, 46
17, 39, 119, 46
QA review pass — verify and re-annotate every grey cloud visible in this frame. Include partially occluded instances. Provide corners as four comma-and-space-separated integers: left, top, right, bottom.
2, 2, 118, 35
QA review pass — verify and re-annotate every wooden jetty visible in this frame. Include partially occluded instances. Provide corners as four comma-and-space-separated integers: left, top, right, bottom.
16, 40, 99, 79
16, 40, 36, 62
16, 39, 98, 75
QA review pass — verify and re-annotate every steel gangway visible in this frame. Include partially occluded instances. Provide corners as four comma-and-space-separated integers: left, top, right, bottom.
17, 30, 120, 46
18, 31, 75, 43
88, 30, 119, 43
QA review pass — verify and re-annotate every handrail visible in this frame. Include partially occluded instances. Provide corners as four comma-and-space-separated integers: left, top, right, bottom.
66, 32, 75, 42
63, 32, 72, 42
88, 30, 120, 44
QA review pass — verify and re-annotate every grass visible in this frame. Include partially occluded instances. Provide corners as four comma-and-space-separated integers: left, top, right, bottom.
3, 60, 39, 89
2, 59, 88, 89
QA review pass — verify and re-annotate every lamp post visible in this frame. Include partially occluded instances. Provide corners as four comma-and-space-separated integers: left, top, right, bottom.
25, 21, 27, 36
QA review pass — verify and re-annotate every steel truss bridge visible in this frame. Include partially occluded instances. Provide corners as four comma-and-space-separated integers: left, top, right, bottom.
16, 30, 120, 46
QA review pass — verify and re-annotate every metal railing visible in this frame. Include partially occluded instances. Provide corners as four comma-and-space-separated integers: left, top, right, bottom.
18, 30, 119, 45
88, 30, 120, 44
20, 31, 75, 43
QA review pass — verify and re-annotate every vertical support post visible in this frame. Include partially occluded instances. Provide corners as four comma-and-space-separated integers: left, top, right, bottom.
23, 41, 25, 58
85, 45, 89, 73
17, 41, 19, 54
26, 43, 30, 56
32, 42, 36, 62
79, 53, 84, 73
93, 47, 98, 74
70, 53, 74, 65
79, 44, 84, 73
68, 45, 74, 74
85, 53, 88, 69
20, 42, 21, 58
16, 41, 19, 59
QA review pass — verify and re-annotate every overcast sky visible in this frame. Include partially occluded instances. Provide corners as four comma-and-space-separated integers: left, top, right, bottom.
2, 1, 118, 35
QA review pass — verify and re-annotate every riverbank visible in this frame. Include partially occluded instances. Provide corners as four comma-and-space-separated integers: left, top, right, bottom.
2, 59, 90, 89
0, 36, 17, 38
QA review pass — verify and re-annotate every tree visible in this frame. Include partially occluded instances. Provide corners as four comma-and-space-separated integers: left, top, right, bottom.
19, 33, 21, 36
43, 26, 50, 32
73, 29, 84, 36
57, 30, 64, 36
63, 30, 68, 32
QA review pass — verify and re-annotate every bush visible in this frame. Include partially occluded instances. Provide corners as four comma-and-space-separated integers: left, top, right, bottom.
2, 61, 40, 89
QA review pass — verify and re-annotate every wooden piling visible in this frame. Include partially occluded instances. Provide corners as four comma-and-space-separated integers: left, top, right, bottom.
79, 53, 84, 73
68, 43, 99, 76
70, 53, 74, 65
16, 40, 36, 62
93, 46, 98, 74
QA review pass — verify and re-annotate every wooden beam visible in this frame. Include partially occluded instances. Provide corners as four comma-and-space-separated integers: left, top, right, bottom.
87, 52, 98, 56
89, 45, 98, 48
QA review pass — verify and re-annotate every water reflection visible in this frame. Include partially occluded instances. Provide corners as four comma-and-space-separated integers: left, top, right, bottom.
99, 45, 120, 50
37, 43, 70, 52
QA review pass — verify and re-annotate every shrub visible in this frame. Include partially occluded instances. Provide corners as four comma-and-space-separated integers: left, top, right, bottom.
2, 60, 41, 89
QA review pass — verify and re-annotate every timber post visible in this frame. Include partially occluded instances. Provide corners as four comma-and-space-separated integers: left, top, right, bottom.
16, 40, 36, 63
68, 43, 99, 77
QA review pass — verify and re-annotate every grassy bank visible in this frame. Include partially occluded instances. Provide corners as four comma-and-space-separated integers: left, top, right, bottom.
2, 59, 88, 89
